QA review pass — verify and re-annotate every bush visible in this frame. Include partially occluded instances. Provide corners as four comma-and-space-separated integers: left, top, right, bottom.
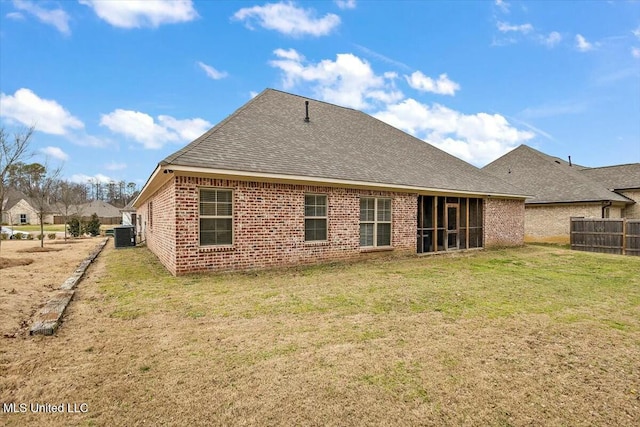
37, 234, 44, 241
26, 233, 33, 240
0, 233, 8, 240
67, 217, 82, 237
13, 232, 24, 240
48, 233, 57, 240
85, 213, 101, 237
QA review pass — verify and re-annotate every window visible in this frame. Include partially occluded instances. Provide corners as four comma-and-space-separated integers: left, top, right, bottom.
200, 189, 233, 246
360, 197, 391, 247
19, 214, 27, 224
148, 201, 153, 229
417, 196, 483, 253
305, 194, 327, 241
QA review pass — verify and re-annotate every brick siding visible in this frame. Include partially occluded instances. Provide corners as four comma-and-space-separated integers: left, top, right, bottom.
620, 190, 640, 219
139, 177, 525, 275
142, 177, 417, 275
484, 198, 525, 247
524, 203, 614, 242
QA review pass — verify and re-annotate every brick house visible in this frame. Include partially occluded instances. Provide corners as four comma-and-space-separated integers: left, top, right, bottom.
133, 89, 527, 275
483, 145, 639, 242
1, 189, 54, 225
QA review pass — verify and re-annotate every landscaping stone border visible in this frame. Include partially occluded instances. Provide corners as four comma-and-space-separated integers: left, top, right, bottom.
29, 238, 109, 336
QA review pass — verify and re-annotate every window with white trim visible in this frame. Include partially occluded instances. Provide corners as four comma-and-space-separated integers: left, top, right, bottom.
360, 197, 391, 247
199, 188, 233, 246
304, 194, 327, 241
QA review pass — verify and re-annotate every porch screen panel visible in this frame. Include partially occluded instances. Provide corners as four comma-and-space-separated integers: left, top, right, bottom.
468, 198, 483, 248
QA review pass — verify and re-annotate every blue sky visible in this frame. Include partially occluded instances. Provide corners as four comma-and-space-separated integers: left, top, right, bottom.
1, 0, 639, 188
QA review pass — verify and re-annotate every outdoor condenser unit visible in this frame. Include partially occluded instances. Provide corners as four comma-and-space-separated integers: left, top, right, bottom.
114, 225, 136, 248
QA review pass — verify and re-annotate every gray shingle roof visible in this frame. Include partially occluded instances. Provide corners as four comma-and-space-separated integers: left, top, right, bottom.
161, 89, 525, 197
78, 201, 121, 217
580, 164, 640, 190
482, 145, 630, 204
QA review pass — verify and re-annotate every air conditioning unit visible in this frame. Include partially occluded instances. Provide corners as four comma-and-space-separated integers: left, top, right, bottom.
114, 225, 136, 249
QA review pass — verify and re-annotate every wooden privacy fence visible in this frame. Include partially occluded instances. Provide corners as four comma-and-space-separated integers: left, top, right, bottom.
570, 218, 640, 256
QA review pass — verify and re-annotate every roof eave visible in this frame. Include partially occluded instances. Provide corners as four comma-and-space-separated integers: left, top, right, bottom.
163, 164, 530, 199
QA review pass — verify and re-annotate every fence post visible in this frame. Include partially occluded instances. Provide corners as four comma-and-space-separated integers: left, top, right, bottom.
622, 218, 627, 256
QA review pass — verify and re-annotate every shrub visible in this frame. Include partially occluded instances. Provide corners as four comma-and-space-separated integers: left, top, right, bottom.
85, 213, 101, 237
48, 233, 56, 240
37, 234, 44, 240
67, 217, 82, 238
26, 233, 33, 240
0, 233, 8, 240
13, 232, 24, 240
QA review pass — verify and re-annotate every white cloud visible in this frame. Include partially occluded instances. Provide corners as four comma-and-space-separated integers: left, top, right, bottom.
575, 34, 593, 52
69, 173, 113, 184
632, 47, 640, 59
374, 99, 535, 165
541, 31, 562, 48
405, 71, 460, 96
497, 21, 534, 34
633, 26, 640, 39
40, 146, 69, 161
335, 0, 356, 9
0, 88, 84, 135
79, 0, 198, 29
495, 0, 510, 13
6, 11, 24, 20
100, 109, 211, 149
12, 0, 71, 35
269, 48, 403, 110
197, 61, 228, 80
233, 2, 340, 37
105, 162, 127, 171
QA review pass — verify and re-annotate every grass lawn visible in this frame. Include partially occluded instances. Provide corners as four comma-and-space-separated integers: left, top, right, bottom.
8, 224, 67, 233
1, 244, 639, 425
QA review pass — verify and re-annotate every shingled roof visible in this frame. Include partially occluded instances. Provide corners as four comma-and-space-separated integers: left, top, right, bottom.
580, 164, 640, 190
482, 145, 630, 204
158, 89, 525, 197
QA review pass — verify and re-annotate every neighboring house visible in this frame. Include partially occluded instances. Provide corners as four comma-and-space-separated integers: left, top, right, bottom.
1, 189, 54, 225
120, 200, 137, 227
483, 145, 639, 242
77, 200, 122, 225
54, 200, 122, 225
133, 89, 528, 275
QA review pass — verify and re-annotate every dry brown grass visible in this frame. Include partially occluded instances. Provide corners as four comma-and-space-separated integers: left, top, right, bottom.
0, 238, 105, 338
1, 244, 639, 426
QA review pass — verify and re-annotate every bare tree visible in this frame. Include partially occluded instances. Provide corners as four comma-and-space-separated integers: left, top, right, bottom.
56, 180, 86, 241
0, 126, 34, 254
24, 164, 62, 248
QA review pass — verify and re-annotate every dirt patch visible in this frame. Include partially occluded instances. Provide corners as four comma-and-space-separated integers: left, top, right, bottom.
17, 247, 63, 253
0, 257, 34, 269
0, 238, 106, 337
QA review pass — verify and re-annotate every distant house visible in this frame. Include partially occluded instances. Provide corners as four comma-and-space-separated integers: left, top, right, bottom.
120, 200, 137, 227
483, 145, 639, 242
1, 189, 54, 225
133, 89, 528, 275
53, 200, 122, 225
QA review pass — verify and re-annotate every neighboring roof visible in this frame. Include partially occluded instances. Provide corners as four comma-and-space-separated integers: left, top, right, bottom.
155, 89, 526, 199
580, 164, 640, 190
78, 200, 121, 217
483, 145, 631, 204
1, 189, 30, 211
120, 200, 136, 212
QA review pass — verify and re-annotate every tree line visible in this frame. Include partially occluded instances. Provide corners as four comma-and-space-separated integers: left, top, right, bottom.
1, 126, 138, 250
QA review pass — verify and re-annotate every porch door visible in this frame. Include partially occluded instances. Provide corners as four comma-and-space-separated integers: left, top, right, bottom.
446, 205, 458, 250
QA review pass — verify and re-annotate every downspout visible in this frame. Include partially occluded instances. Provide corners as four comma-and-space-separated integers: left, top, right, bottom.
602, 201, 612, 218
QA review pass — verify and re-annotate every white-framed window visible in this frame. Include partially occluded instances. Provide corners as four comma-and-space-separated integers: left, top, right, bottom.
148, 201, 153, 229
199, 188, 233, 246
19, 214, 27, 224
305, 194, 327, 241
360, 197, 391, 247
